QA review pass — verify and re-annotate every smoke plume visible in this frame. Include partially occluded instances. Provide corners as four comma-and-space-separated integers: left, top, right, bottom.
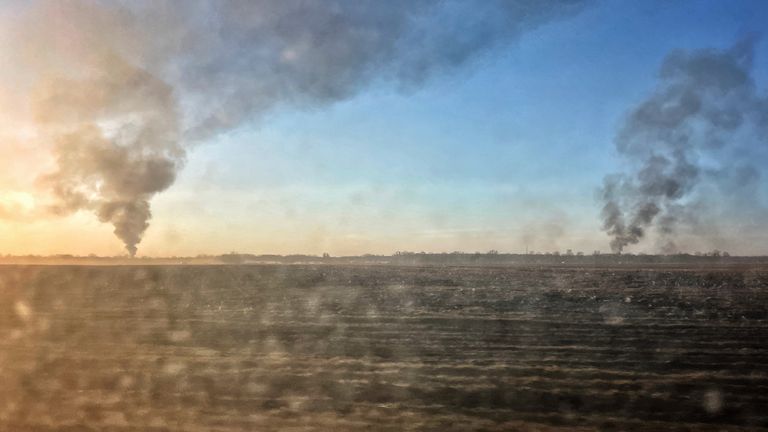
5, 0, 590, 255
601, 38, 768, 253
32, 54, 182, 256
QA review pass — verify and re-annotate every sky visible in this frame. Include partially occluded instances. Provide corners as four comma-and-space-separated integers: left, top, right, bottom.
1, 0, 768, 256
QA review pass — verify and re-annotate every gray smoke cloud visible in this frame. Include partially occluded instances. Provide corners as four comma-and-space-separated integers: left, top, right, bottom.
169, 0, 591, 140
10, 0, 590, 255
32, 54, 182, 256
601, 38, 768, 253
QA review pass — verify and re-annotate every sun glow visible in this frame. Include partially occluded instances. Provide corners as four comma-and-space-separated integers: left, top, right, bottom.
0, 191, 35, 212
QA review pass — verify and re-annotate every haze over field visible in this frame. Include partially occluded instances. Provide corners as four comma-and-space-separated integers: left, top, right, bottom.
1, 0, 767, 256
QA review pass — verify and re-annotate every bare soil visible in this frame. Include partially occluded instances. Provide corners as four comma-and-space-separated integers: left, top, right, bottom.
1, 264, 767, 431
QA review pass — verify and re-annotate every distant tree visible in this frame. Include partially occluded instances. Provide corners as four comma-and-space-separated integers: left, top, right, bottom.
565, 249, 573, 256
322, 252, 331, 258
487, 250, 499, 255
220, 252, 244, 264
723, 251, 730, 257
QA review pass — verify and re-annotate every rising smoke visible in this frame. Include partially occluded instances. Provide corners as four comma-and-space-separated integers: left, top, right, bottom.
34, 55, 182, 256
6, 0, 590, 255
601, 38, 768, 253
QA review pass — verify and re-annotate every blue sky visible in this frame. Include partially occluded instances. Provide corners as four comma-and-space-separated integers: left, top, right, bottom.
1, 0, 767, 256
138, 0, 768, 256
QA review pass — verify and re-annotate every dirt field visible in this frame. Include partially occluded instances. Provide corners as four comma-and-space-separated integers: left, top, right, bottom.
0, 264, 767, 431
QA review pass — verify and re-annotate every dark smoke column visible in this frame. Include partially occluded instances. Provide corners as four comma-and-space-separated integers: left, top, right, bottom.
601, 38, 768, 253
15, 0, 592, 255
35, 58, 183, 257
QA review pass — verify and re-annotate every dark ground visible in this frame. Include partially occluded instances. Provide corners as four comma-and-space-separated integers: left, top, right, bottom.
1, 264, 767, 431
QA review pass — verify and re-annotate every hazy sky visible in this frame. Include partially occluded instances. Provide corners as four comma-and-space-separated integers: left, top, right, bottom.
1, 0, 768, 256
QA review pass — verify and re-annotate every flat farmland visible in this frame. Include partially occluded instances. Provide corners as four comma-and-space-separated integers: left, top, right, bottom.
1, 264, 767, 431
